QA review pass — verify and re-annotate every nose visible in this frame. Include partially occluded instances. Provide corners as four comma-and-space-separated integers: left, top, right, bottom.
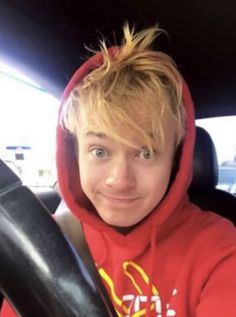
105, 156, 136, 190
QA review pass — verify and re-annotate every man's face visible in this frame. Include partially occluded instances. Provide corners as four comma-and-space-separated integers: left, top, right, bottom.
77, 108, 176, 231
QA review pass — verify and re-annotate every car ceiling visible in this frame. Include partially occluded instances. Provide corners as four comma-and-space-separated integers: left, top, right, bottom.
0, 0, 236, 118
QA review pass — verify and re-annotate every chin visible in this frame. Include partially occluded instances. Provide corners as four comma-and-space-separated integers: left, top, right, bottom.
99, 212, 135, 227
107, 220, 138, 234
99, 211, 143, 230
103, 217, 133, 228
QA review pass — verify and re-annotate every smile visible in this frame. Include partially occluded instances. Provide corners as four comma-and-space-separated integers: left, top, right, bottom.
100, 194, 140, 204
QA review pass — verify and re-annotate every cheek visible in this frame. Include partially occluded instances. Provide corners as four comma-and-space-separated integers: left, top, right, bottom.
78, 151, 91, 194
78, 152, 103, 195
144, 162, 173, 196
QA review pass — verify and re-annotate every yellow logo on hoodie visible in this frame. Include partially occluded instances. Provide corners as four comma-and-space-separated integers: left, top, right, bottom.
99, 260, 176, 317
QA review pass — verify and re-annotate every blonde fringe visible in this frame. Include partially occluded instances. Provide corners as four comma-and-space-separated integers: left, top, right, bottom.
62, 23, 186, 150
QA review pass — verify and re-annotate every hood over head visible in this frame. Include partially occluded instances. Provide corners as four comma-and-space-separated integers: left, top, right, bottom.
56, 45, 196, 246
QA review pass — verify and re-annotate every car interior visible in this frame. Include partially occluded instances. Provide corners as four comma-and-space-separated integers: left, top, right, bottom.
189, 127, 236, 225
0, 0, 236, 313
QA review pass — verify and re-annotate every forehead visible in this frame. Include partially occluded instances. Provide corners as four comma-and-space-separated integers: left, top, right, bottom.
79, 102, 154, 133
82, 129, 145, 149
79, 109, 147, 140
78, 100, 176, 147
79, 125, 176, 155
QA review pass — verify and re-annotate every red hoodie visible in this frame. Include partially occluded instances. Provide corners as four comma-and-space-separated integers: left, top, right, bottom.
2, 50, 236, 317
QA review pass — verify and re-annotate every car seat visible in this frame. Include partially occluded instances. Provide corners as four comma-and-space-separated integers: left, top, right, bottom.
188, 126, 236, 225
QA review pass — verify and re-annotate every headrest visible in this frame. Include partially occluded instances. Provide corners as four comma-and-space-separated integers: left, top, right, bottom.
191, 126, 219, 189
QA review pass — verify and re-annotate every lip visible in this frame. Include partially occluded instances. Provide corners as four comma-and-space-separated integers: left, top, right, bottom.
100, 194, 140, 204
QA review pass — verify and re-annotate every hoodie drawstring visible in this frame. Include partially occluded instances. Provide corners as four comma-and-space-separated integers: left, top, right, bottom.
146, 224, 158, 316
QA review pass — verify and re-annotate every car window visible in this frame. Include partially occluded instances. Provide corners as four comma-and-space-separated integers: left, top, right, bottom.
196, 116, 236, 195
0, 61, 59, 189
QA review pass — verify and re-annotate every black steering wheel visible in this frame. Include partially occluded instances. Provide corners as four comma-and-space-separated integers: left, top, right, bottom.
0, 159, 116, 317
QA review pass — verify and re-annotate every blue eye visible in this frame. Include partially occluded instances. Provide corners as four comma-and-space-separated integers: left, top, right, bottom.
138, 147, 156, 160
142, 148, 152, 159
92, 148, 107, 158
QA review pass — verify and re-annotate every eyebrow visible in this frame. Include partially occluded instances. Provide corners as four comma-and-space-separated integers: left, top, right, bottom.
85, 131, 107, 138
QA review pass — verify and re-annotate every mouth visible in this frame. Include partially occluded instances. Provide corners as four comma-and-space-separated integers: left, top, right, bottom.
100, 194, 140, 204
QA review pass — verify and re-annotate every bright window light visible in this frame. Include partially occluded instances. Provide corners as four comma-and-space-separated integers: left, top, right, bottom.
0, 61, 59, 187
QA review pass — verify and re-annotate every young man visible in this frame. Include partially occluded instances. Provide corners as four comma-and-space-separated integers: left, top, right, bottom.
2, 24, 236, 316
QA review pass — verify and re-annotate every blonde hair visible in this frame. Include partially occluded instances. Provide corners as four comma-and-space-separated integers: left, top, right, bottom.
62, 23, 186, 150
